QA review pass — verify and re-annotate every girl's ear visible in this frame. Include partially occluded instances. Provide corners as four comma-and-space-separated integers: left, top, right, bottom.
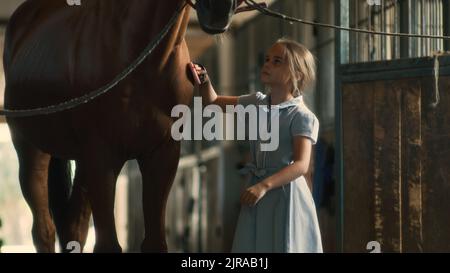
295, 71, 303, 81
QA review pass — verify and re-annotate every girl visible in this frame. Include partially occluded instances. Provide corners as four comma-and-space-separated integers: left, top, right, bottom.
192, 38, 322, 253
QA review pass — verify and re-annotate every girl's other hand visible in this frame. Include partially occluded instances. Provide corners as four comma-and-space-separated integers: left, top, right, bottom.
240, 182, 269, 206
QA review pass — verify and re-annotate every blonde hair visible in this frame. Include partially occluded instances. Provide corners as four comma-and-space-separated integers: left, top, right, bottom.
275, 38, 316, 97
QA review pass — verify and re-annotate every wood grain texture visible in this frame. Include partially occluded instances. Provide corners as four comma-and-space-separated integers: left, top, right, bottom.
342, 82, 375, 252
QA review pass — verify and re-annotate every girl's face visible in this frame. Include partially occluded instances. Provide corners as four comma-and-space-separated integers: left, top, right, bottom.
260, 43, 292, 88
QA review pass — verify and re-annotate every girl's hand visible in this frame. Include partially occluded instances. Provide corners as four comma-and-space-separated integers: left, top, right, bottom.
192, 63, 210, 85
240, 182, 270, 206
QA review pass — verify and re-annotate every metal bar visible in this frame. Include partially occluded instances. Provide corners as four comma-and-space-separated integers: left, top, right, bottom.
432, 0, 436, 52
438, 1, 442, 50
439, 0, 442, 50
392, 0, 398, 59
369, 3, 372, 61
363, 1, 368, 62
355, 0, 359, 62
432, 0, 435, 52
423, 0, 426, 55
381, 0, 386, 60
400, 0, 411, 58
351, 0, 356, 63
415, 0, 419, 57
444, 0, 450, 50
341, 0, 350, 65
378, 3, 382, 60
349, 0, 355, 63
386, 0, 389, 59
414, 0, 417, 57
426, 0, 429, 55
394, 0, 399, 58
335, 0, 348, 253
433, 0, 436, 52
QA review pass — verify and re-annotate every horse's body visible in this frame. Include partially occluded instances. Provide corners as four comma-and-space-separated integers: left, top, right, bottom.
4, 0, 195, 252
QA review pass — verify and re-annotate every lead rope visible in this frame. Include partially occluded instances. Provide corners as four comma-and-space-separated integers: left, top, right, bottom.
430, 51, 444, 108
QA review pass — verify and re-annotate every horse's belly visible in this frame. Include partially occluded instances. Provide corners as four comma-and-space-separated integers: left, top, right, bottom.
7, 109, 172, 159
7, 114, 80, 158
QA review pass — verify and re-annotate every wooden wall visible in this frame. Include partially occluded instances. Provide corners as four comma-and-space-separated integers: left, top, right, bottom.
342, 72, 450, 252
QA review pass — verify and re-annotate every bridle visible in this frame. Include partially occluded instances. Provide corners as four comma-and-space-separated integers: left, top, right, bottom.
186, 0, 267, 14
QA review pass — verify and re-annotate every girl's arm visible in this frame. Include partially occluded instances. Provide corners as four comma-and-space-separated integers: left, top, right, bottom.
194, 64, 238, 111
263, 136, 312, 190
240, 136, 313, 206
199, 81, 238, 111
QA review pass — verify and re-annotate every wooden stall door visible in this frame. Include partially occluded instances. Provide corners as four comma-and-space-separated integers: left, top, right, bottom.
342, 58, 450, 252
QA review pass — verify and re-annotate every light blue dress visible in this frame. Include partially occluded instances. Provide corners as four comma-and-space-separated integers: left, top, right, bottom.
231, 91, 323, 253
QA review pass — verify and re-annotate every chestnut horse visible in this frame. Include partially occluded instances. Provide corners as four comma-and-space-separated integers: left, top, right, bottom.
3, 0, 239, 252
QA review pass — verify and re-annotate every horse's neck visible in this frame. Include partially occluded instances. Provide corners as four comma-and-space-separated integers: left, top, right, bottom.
123, 0, 190, 60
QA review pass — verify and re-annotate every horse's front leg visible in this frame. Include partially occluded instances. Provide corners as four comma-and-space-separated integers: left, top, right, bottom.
138, 135, 180, 253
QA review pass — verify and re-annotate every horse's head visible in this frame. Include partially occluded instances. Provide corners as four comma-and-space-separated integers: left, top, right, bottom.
194, 0, 244, 34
